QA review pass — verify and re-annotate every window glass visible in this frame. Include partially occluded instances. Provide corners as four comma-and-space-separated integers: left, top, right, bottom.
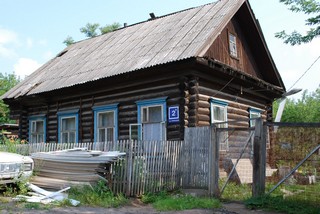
36, 121, 44, 132
249, 110, 261, 127
106, 128, 114, 142
136, 98, 167, 141
211, 99, 228, 150
30, 117, 45, 143
229, 33, 237, 57
99, 112, 114, 127
93, 106, 118, 143
146, 106, 162, 122
62, 117, 75, 131
213, 106, 226, 122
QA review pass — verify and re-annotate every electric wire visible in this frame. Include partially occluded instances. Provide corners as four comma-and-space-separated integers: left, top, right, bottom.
288, 54, 320, 91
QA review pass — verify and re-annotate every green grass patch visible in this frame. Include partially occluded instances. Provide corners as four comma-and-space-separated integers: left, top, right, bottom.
141, 190, 221, 211
219, 180, 252, 201
68, 181, 127, 208
245, 195, 320, 214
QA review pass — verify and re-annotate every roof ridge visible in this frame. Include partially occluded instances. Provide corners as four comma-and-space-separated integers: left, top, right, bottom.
68, 1, 220, 45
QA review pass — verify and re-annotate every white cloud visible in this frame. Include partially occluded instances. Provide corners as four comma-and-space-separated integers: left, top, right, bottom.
26, 38, 33, 48
13, 58, 42, 79
38, 39, 47, 46
0, 28, 18, 44
0, 27, 18, 57
42, 51, 53, 61
0, 46, 16, 58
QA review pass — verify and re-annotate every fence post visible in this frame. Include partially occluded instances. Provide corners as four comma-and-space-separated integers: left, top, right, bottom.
209, 126, 220, 197
125, 140, 133, 197
252, 118, 266, 197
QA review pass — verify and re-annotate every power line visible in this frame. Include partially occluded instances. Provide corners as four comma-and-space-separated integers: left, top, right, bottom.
288, 55, 320, 91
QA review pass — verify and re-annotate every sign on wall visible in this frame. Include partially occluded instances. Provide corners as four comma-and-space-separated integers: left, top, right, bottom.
168, 106, 179, 124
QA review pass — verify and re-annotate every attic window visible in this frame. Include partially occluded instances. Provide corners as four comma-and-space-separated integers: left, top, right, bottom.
228, 33, 237, 58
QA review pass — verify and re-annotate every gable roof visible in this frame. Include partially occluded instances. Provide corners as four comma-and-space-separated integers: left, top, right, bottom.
3, 0, 282, 100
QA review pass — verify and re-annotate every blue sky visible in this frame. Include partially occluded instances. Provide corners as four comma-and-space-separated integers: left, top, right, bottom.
1, 0, 319, 99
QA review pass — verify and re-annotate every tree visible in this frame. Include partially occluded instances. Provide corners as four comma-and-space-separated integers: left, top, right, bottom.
100, 23, 121, 35
63, 36, 75, 46
0, 73, 20, 123
273, 86, 320, 122
80, 23, 100, 38
275, 0, 320, 45
63, 22, 120, 46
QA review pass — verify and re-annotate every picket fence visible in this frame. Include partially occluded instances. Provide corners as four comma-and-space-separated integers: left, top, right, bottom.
0, 134, 212, 196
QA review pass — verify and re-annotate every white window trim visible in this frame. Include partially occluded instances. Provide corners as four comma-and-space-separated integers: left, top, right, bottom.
229, 32, 237, 58
136, 97, 167, 141
97, 111, 115, 142
29, 116, 46, 143
92, 104, 118, 143
57, 110, 79, 144
210, 98, 229, 151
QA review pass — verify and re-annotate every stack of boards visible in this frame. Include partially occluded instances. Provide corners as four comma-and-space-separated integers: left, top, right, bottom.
31, 148, 125, 190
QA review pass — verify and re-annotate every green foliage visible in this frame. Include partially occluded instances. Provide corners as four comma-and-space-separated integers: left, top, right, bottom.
141, 190, 221, 211
0, 135, 28, 154
80, 23, 100, 38
276, 0, 320, 45
63, 22, 120, 46
0, 73, 20, 124
219, 180, 252, 201
100, 22, 121, 34
63, 36, 75, 46
245, 195, 320, 214
273, 87, 320, 122
24, 202, 41, 210
68, 181, 127, 207
141, 190, 169, 204
2, 179, 29, 197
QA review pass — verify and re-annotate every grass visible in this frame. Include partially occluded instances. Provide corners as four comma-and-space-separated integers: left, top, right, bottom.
220, 181, 252, 201
141, 190, 221, 211
245, 195, 320, 214
219, 179, 320, 214
68, 181, 127, 208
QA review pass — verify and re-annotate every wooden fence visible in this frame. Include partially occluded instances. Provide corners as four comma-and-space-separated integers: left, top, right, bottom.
0, 120, 265, 197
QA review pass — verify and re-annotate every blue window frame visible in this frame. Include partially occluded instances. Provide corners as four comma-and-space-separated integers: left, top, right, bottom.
93, 104, 118, 142
210, 98, 228, 150
249, 108, 261, 127
57, 110, 79, 143
135, 97, 167, 141
29, 115, 46, 143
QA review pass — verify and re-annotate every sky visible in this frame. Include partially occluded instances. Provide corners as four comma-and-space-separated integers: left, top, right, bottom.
0, 0, 319, 100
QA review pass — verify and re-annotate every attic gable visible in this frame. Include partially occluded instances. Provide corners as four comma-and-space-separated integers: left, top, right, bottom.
204, 1, 284, 89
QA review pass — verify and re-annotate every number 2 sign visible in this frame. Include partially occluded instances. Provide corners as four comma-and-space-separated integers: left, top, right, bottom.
168, 106, 179, 124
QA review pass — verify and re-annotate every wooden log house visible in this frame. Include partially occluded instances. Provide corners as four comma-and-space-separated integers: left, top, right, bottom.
2, 0, 285, 146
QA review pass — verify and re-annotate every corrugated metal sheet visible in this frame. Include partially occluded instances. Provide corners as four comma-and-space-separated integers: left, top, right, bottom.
3, 0, 245, 99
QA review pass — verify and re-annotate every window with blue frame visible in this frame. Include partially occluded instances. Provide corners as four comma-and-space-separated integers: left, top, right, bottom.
93, 104, 118, 142
29, 115, 46, 143
249, 108, 261, 127
135, 97, 167, 141
57, 110, 78, 143
210, 98, 228, 150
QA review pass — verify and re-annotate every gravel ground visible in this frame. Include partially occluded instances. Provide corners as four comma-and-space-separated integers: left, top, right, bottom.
0, 198, 282, 214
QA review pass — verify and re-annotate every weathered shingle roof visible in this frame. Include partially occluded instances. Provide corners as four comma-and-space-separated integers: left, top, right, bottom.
4, 0, 246, 99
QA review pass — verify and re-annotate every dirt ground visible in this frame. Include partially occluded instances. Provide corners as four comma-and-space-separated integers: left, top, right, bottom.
0, 198, 282, 214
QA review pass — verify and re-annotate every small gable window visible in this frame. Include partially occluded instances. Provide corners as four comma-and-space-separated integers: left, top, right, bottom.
228, 33, 237, 58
